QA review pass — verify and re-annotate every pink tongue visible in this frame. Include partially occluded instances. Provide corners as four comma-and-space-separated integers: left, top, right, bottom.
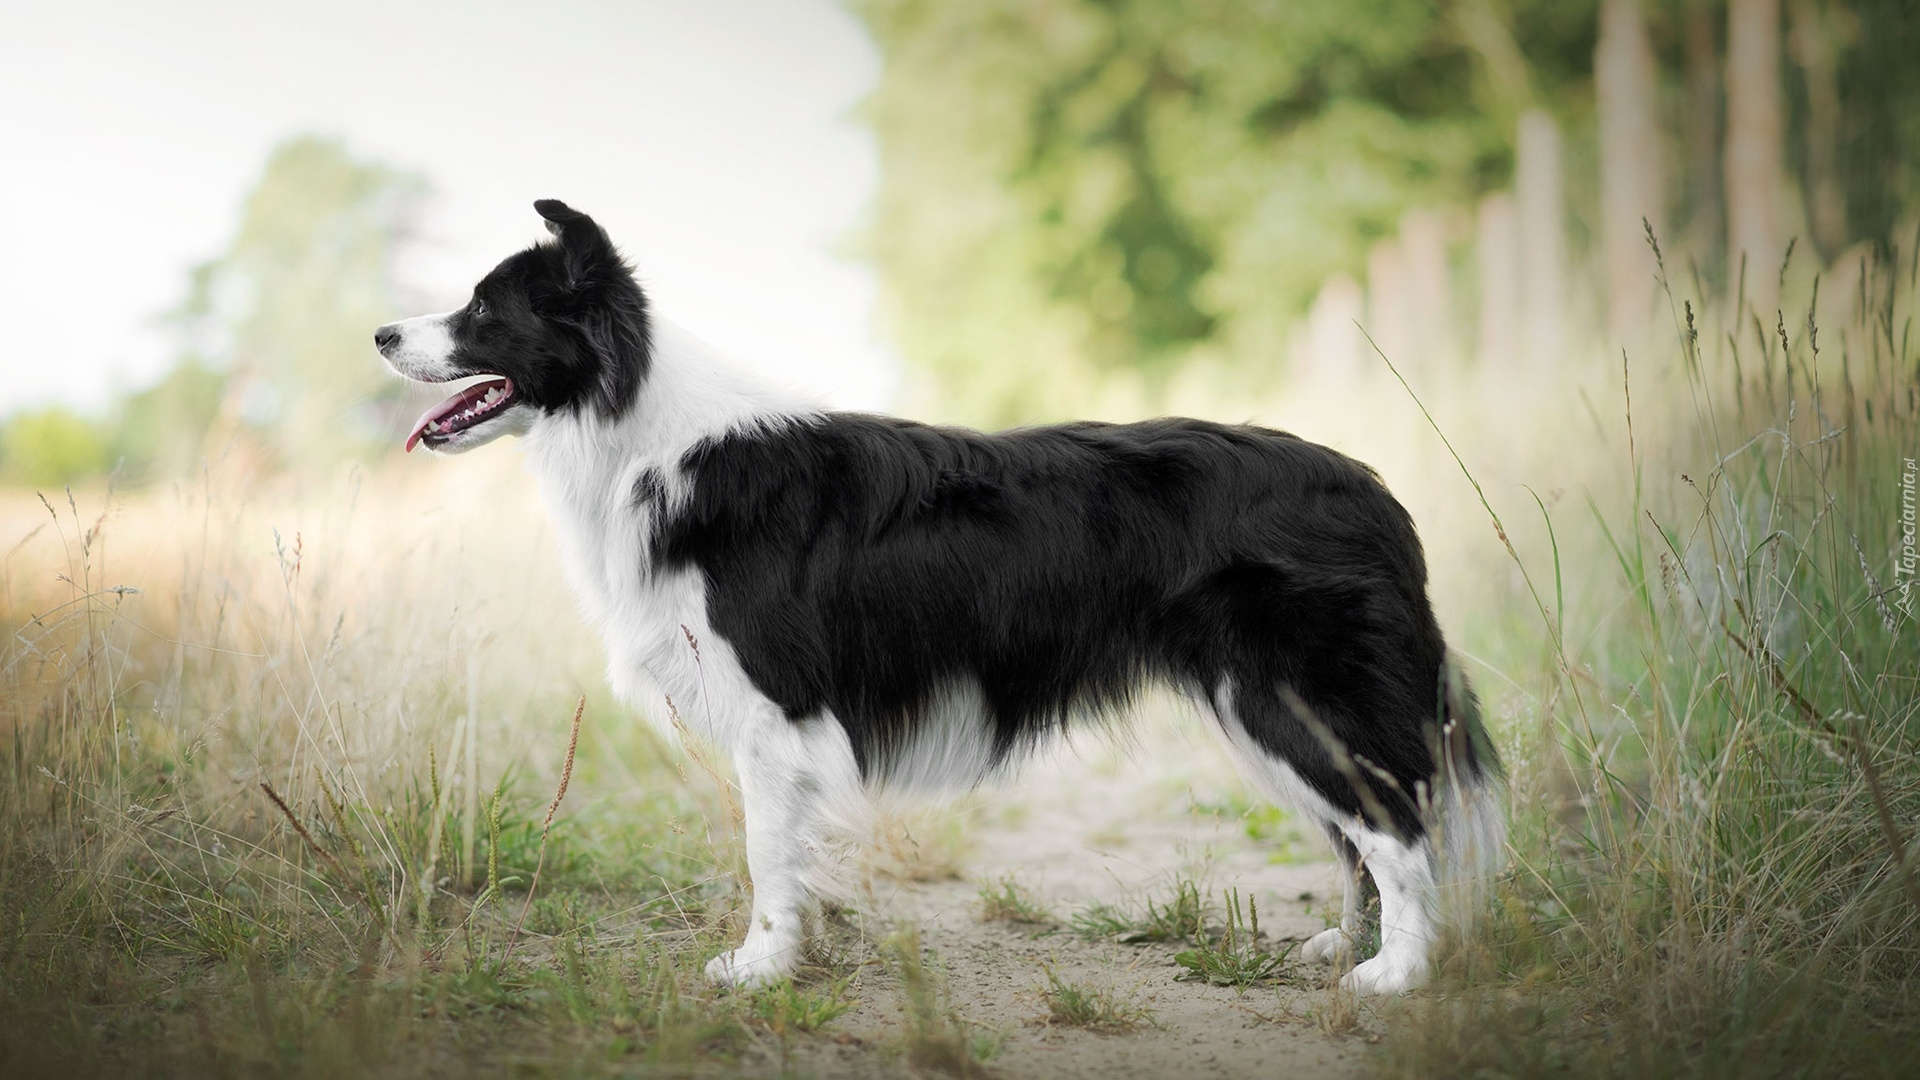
405, 377, 512, 452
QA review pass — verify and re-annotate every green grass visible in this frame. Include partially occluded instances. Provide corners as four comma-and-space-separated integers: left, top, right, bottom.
1038, 966, 1159, 1032
1190, 793, 1322, 864
0, 478, 763, 1077
976, 872, 1055, 926
885, 928, 1002, 1077
748, 976, 856, 1034
4, 241, 1915, 1080
1067, 900, 1137, 942
1127, 877, 1209, 944
1173, 888, 1291, 989
1368, 249, 1920, 1078
1065, 877, 1211, 948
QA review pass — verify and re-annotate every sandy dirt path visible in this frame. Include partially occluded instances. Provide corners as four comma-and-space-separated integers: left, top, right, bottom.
781, 713, 1377, 1079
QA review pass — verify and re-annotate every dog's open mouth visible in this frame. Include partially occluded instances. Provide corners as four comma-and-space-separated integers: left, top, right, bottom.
405, 376, 519, 452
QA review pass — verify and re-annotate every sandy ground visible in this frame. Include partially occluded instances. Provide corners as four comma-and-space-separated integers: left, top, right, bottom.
776, 712, 1379, 1079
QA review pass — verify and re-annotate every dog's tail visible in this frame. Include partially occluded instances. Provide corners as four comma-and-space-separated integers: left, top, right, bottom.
1427, 657, 1507, 924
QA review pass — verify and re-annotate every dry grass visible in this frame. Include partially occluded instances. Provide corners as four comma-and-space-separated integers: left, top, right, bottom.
1038, 966, 1158, 1032
884, 926, 1002, 1076
0, 461, 774, 1076
1367, 248, 1920, 1079
0, 244, 1913, 1079
977, 873, 1054, 926
867, 804, 976, 883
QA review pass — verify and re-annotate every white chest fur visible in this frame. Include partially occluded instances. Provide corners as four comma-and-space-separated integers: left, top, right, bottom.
517, 320, 814, 748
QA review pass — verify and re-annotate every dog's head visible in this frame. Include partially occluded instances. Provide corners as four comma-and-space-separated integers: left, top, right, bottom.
375, 200, 650, 453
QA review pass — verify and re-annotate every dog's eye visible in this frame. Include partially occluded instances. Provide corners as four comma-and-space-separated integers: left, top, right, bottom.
471, 299, 487, 319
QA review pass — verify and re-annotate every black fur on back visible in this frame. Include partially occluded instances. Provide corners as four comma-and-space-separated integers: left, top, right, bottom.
656, 414, 1498, 839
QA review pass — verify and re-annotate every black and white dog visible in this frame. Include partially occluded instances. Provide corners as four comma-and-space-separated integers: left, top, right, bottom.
376, 201, 1504, 995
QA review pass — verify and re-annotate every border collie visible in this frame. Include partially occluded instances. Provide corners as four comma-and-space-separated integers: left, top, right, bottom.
375, 201, 1504, 995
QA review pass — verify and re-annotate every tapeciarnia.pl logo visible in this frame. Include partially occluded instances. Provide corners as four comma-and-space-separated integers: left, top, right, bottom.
1899, 457, 1917, 617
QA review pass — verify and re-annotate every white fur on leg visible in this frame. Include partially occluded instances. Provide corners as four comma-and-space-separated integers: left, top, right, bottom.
1196, 679, 1371, 968
1191, 679, 1451, 994
1301, 851, 1363, 964
705, 920, 803, 988
1339, 827, 1437, 995
1300, 925, 1357, 965
704, 789, 808, 985
702, 711, 866, 989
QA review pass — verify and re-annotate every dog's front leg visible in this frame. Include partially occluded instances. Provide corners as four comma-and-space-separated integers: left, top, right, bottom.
704, 730, 822, 988
1302, 829, 1364, 965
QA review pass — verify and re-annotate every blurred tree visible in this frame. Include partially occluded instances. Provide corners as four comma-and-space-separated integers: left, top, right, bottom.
1681, 1, 1723, 270
1832, 0, 1920, 252
172, 136, 423, 470
107, 360, 228, 481
1725, 0, 1784, 315
858, 0, 1920, 411
1596, 0, 1662, 347
0, 136, 419, 489
1788, 0, 1845, 259
0, 407, 109, 488
854, 0, 1599, 423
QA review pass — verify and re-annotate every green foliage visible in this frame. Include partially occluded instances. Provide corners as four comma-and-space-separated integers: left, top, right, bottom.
976, 872, 1055, 925
1065, 876, 1208, 945
178, 136, 422, 465
1191, 790, 1320, 863
0, 361, 226, 490
0, 405, 109, 487
1038, 966, 1158, 1031
1130, 876, 1207, 943
1067, 900, 1136, 941
1835, 0, 1920, 243
853, 0, 1597, 422
106, 360, 227, 483
0, 136, 422, 489
1172, 888, 1290, 988
748, 977, 856, 1034
1238, 803, 1318, 863
1374, 255, 1920, 1079
1069, 882, 1294, 988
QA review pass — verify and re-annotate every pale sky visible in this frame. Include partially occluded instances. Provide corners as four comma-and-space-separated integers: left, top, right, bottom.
0, 0, 896, 415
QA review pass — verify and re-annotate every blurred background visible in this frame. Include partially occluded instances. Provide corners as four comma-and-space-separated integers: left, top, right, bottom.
2, 0, 1913, 484
0, 0, 891, 483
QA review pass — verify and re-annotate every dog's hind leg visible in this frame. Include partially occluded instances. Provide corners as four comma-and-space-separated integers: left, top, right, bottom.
1195, 677, 1437, 994
1194, 680, 1365, 962
704, 709, 862, 989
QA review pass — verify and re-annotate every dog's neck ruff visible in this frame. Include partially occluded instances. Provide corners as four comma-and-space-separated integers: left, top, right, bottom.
526, 319, 805, 461
517, 318, 814, 633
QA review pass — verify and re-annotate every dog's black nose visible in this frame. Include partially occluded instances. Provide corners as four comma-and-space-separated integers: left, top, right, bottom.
374, 325, 400, 351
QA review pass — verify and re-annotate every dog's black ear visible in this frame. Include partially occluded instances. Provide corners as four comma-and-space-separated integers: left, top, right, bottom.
534, 199, 585, 238
534, 200, 618, 292
532, 200, 650, 411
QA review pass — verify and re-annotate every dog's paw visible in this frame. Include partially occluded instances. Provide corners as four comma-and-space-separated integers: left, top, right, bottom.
704, 939, 798, 989
1340, 951, 1427, 995
1300, 926, 1356, 965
